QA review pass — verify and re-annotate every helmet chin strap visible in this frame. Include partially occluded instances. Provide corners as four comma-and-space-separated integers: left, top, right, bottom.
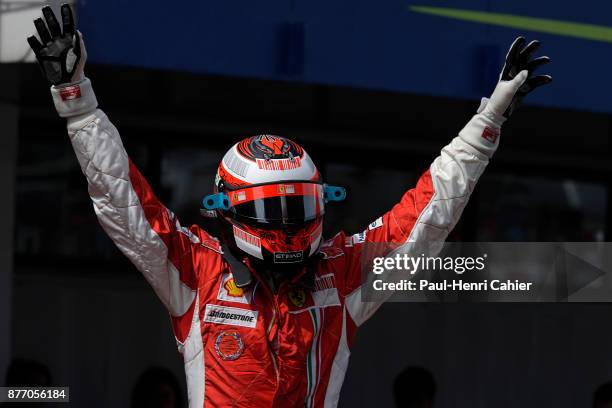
220, 240, 307, 292
220, 244, 253, 288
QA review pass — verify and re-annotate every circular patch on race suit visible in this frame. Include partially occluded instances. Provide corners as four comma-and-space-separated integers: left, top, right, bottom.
215, 331, 244, 361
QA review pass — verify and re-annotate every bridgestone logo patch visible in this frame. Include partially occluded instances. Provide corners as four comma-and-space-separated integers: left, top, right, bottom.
204, 304, 258, 328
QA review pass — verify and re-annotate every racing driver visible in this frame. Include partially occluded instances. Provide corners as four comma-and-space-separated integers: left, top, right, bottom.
27, 5, 551, 407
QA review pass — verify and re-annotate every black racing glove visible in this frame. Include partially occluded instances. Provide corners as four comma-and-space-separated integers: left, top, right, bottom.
27, 4, 84, 86
499, 37, 552, 118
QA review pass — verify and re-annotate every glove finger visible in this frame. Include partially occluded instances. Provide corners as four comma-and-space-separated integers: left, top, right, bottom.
61, 4, 75, 36
64, 31, 83, 74
27, 35, 43, 54
34, 18, 52, 44
73, 31, 82, 58
519, 40, 540, 65
76, 30, 87, 62
501, 36, 525, 80
526, 75, 552, 91
42, 6, 62, 38
506, 36, 526, 63
507, 69, 529, 95
526, 56, 550, 73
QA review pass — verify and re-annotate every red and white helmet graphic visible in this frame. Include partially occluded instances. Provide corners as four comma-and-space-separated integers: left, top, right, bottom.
203, 135, 345, 267
219, 135, 319, 187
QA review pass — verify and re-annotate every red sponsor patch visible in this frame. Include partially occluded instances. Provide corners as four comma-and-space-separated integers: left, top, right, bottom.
59, 85, 81, 101
481, 126, 499, 143
232, 225, 261, 248
215, 331, 244, 361
223, 278, 245, 297
313, 274, 335, 291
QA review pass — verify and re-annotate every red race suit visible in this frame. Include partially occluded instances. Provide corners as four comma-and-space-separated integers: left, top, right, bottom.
51, 78, 499, 407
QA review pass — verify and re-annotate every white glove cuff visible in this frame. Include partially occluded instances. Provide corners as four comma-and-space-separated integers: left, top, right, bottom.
458, 98, 505, 158
51, 77, 98, 118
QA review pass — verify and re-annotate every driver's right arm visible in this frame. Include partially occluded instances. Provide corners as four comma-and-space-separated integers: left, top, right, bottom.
53, 79, 200, 318
28, 5, 201, 317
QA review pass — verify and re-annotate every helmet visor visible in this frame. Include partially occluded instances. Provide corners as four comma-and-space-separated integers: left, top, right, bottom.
225, 183, 325, 225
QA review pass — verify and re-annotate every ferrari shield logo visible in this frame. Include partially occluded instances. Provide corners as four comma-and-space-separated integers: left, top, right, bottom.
288, 288, 306, 307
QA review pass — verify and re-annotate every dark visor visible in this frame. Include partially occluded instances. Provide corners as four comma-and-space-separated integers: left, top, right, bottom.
228, 194, 324, 224
222, 183, 325, 224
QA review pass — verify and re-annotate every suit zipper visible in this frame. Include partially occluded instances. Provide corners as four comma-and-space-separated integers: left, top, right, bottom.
269, 347, 280, 383
263, 282, 281, 384
267, 306, 279, 382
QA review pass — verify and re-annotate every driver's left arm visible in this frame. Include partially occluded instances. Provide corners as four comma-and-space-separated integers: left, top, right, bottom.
341, 37, 552, 327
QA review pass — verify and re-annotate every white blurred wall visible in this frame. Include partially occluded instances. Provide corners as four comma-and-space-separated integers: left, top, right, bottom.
0, 1, 72, 62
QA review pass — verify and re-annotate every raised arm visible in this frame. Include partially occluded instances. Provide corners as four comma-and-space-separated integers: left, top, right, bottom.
342, 37, 552, 326
27, 5, 204, 317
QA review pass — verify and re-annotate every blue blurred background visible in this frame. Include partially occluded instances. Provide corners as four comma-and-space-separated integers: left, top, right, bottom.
79, 0, 611, 112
